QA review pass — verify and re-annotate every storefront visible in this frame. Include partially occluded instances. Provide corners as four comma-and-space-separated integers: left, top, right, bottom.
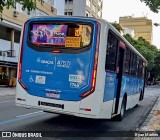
0, 61, 17, 86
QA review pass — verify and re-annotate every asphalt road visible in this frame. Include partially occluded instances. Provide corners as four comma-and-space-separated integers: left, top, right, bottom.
0, 85, 160, 140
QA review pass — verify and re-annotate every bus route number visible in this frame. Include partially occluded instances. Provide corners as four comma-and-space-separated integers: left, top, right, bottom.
70, 82, 79, 88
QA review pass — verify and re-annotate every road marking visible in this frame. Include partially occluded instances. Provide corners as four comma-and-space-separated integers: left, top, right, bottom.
0, 111, 45, 126
0, 100, 15, 104
16, 111, 43, 118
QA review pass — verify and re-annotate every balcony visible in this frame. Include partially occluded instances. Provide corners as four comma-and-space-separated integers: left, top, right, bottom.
0, 50, 18, 63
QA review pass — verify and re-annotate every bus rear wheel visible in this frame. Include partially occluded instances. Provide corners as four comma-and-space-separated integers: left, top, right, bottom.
116, 98, 126, 121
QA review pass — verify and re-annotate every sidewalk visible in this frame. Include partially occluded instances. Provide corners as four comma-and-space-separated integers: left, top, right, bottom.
0, 87, 16, 96
140, 97, 160, 132
134, 97, 160, 140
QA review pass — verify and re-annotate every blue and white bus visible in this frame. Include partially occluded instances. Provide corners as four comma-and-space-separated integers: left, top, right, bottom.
16, 16, 147, 120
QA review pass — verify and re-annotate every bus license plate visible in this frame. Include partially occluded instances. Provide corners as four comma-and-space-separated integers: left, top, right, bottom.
46, 93, 60, 99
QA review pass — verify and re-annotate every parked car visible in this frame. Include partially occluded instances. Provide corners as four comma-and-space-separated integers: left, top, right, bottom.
147, 77, 156, 85
156, 78, 160, 84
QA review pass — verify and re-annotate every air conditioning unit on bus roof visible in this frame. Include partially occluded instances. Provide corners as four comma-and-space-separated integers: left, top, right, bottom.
13, 10, 19, 17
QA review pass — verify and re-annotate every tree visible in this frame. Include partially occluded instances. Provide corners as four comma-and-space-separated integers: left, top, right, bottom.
0, 0, 38, 19
140, 0, 160, 13
123, 34, 160, 79
154, 52, 160, 78
111, 21, 160, 79
111, 22, 123, 33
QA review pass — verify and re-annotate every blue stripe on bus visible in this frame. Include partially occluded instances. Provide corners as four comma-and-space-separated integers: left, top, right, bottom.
103, 73, 117, 101
103, 73, 144, 102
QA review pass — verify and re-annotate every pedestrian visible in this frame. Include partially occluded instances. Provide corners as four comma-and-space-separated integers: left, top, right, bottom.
9, 77, 14, 88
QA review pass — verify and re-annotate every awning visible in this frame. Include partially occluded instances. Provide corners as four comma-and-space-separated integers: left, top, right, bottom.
0, 61, 17, 68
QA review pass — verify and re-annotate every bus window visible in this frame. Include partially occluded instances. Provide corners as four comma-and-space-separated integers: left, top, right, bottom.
136, 57, 140, 77
142, 62, 146, 78
105, 32, 118, 71
139, 60, 143, 77
130, 53, 137, 76
29, 23, 92, 49
124, 48, 130, 75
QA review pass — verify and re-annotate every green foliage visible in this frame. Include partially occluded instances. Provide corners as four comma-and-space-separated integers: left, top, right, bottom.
141, 0, 160, 13
111, 23, 160, 78
111, 24, 159, 77
0, 0, 37, 19
111, 22, 123, 33
154, 52, 160, 78
123, 34, 160, 78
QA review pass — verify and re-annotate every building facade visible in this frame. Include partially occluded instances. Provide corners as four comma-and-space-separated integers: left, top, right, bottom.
0, 0, 57, 86
52, 0, 65, 15
123, 28, 135, 38
119, 16, 152, 43
43, 0, 65, 15
64, 0, 103, 18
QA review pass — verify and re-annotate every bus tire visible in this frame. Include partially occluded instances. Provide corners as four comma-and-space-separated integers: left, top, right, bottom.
135, 104, 138, 108
116, 97, 126, 121
139, 91, 143, 101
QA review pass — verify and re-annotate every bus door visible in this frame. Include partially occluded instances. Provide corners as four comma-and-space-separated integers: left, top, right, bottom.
114, 41, 125, 114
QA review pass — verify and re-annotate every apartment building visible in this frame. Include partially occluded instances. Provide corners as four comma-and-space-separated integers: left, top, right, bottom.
119, 16, 152, 43
45, 0, 65, 15
64, 0, 103, 18
0, 0, 57, 86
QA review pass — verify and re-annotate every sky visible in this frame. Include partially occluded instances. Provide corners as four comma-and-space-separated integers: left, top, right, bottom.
102, 0, 160, 49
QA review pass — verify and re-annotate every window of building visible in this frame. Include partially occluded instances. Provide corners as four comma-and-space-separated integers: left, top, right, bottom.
14, 30, 21, 43
92, 5, 96, 13
105, 32, 118, 71
98, 0, 102, 7
86, 0, 91, 7
16, 2, 23, 13
0, 26, 10, 42
15, 2, 49, 17
65, 0, 73, 4
68, 12, 73, 15
44, 0, 52, 5
86, 11, 90, 17
98, 10, 101, 17
0, 25, 20, 44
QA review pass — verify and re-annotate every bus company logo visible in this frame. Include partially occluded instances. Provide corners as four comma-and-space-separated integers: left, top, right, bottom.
2, 132, 11, 137
37, 58, 54, 65
57, 60, 71, 68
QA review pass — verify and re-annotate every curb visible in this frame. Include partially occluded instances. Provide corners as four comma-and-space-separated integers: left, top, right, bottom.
134, 97, 159, 131
140, 97, 160, 131
133, 97, 160, 140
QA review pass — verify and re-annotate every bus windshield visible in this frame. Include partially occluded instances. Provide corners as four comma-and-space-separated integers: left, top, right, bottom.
29, 22, 92, 48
